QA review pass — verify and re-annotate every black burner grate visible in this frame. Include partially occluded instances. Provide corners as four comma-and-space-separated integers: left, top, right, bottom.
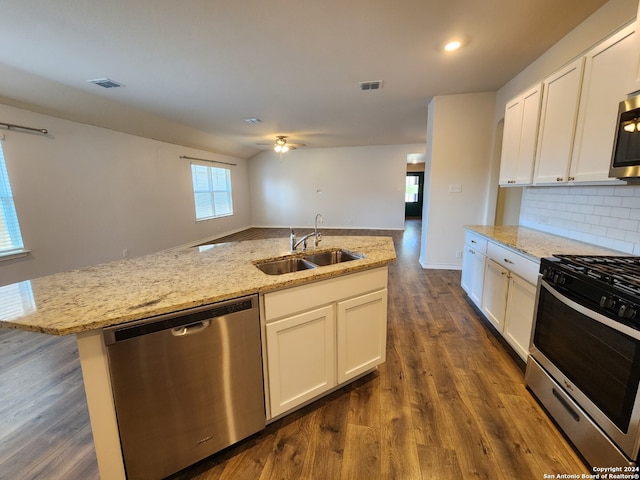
553, 255, 640, 297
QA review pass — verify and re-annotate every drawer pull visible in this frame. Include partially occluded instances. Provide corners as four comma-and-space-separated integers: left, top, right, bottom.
556, 177, 564, 182
470, 239, 477, 244
552, 388, 580, 422
503, 258, 514, 264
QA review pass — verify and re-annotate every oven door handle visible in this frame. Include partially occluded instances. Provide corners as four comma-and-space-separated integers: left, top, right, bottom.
540, 279, 640, 340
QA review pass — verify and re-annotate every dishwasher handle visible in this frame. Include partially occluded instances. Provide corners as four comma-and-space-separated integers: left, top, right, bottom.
171, 320, 210, 337
103, 295, 257, 345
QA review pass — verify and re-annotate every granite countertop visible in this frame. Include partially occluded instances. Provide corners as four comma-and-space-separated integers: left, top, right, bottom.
0, 236, 396, 336
466, 225, 624, 260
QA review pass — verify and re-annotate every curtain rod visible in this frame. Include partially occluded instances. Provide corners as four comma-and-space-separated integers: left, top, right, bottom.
0, 122, 48, 135
180, 155, 236, 166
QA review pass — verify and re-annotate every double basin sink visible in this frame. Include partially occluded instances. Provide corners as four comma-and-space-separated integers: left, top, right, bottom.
255, 249, 364, 275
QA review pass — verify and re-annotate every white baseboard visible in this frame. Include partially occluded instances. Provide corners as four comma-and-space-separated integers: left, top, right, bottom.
419, 259, 462, 270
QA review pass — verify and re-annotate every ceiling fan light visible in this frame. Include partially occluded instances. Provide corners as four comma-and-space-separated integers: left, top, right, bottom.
281, 145, 289, 153
444, 40, 462, 52
274, 145, 282, 152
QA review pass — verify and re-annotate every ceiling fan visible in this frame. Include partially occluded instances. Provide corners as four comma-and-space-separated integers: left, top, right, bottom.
257, 136, 307, 153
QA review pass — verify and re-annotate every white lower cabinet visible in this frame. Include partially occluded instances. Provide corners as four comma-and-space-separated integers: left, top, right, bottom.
263, 267, 388, 419
266, 305, 336, 417
481, 259, 510, 331
461, 231, 488, 307
463, 231, 539, 362
503, 274, 537, 360
337, 290, 387, 384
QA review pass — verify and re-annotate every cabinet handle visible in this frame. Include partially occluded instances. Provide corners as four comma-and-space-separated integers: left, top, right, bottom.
503, 258, 514, 264
470, 239, 477, 244
568, 176, 575, 182
556, 177, 564, 182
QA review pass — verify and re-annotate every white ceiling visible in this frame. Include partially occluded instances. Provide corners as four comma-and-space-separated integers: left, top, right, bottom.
0, 0, 611, 159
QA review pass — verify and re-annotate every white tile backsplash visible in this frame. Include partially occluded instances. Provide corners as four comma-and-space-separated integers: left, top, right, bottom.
519, 185, 640, 255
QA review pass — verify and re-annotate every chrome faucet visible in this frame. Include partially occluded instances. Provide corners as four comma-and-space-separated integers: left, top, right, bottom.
314, 213, 323, 247
290, 214, 323, 252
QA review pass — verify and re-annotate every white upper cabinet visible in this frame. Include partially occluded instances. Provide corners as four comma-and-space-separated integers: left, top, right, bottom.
534, 57, 585, 185
570, 24, 636, 184
499, 84, 542, 186
499, 22, 639, 188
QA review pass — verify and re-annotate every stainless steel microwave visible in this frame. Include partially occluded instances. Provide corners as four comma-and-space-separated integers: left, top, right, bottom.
610, 94, 640, 179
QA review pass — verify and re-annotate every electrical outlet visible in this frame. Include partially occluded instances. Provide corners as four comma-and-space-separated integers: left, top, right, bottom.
455, 250, 462, 259
122, 249, 128, 258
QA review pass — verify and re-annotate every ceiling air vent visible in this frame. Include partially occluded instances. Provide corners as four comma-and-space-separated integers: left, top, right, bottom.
359, 80, 383, 91
87, 78, 125, 89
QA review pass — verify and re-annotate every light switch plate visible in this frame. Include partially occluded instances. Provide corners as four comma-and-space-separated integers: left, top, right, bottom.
448, 184, 462, 193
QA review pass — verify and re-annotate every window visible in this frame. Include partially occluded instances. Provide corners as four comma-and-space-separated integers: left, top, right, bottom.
190, 162, 233, 221
0, 141, 25, 256
405, 175, 420, 203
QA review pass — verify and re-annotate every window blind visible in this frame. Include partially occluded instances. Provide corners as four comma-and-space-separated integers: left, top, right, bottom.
0, 141, 25, 253
0, 281, 35, 320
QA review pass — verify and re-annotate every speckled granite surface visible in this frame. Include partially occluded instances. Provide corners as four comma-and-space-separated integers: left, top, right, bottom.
0, 236, 396, 335
467, 225, 624, 260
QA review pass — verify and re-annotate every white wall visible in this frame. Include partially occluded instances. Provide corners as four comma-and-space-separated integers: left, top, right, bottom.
249, 144, 422, 230
419, 92, 496, 269
1, 104, 250, 285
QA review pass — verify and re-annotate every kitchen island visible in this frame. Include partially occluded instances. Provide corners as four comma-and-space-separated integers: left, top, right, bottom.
0, 235, 396, 479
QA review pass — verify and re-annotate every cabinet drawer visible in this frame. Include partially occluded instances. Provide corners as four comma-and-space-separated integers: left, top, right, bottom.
264, 267, 388, 322
464, 230, 488, 254
486, 242, 539, 285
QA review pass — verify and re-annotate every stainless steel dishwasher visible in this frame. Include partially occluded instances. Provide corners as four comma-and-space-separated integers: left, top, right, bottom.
103, 294, 264, 480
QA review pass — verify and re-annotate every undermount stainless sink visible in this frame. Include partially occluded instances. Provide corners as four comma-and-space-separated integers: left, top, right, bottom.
255, 249, 364, 275
302, 249, 363, 266
255, 257, 316, 275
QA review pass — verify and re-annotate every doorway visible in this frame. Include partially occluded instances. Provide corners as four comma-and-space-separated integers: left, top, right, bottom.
405, 172, 424, 218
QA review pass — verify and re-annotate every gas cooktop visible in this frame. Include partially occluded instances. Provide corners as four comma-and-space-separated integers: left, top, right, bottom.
548, 255, 640, 297
541, 255, 640, 324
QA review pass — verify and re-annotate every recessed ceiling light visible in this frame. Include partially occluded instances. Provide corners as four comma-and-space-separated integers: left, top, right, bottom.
444, 40, 462, 52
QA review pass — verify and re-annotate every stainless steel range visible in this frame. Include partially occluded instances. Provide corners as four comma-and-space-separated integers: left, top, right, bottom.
526, 255, 640, 468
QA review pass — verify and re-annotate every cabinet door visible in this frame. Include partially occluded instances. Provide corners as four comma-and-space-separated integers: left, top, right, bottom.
534, 57, 585, 185
503, 274, 537, 361
337, 290, 387, 384
266, 305, 336, 417
499, 85, 541, 186
461, 245, 485, 307
570, 24, 636, 184
499, 97, 523, 185
481, 259, 509, 331
516, 85, 543, 184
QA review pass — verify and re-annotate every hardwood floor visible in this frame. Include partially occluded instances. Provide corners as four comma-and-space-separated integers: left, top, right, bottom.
0, 220, 588, 479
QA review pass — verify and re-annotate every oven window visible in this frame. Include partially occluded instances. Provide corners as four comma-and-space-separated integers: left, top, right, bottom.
534, 285, 640, 433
